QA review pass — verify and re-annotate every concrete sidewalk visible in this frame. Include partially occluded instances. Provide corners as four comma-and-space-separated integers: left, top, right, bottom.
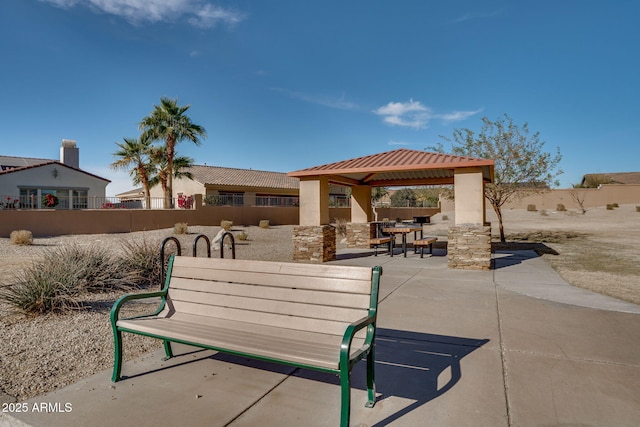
3, 249, 640, 427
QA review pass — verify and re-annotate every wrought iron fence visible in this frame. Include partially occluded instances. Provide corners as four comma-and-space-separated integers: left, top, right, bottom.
0, 194, 169, 210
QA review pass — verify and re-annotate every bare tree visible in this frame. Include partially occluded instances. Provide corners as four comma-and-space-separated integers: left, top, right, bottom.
569, 187, 588, 214
439, 114, 563, 242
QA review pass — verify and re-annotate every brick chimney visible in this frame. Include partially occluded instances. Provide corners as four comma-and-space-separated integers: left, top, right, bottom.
60, 139, 79, 169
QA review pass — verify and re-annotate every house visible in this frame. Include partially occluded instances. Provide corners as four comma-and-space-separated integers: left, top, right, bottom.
124, 164, 350, 208
0, 140, 110, 209
581, 172, 640, 187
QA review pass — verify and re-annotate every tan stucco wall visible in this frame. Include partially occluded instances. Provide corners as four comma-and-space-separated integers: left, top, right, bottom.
0, 206, 299, 237
440, 184, 640, 212
0, 206, 440, 237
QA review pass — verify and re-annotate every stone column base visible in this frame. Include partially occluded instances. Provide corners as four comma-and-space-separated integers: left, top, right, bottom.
293, 225, 336, 263
346, 223, 375, 248
447, 225, 492, 270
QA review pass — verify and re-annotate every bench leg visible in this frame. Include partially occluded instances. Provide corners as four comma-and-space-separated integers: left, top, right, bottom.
366, 346, 376, 408
112, 329, 123, 382
340, 372, 351, 427
163, 340, 174, 360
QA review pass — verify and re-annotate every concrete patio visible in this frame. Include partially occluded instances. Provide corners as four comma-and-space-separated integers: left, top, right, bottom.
3, 247, 640, 427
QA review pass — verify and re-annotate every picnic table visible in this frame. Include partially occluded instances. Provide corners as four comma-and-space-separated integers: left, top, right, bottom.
382, 225, 423, 257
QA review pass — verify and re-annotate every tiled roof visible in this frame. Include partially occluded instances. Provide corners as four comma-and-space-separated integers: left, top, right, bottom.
581, 172, 640, 185
0, 155, 52, 171
288, 148, 494, 186
0, 160, 111, 182
188, 165, 299, 189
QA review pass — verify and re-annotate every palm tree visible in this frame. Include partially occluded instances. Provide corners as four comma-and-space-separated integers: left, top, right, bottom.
110, 136, 154, 209
139, 97, 206, 208
148, 146, 194, 206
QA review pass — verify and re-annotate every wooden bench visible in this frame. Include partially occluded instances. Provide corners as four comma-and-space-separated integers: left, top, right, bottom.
413, 237, 438, 258
369, 236, 393, 256
111, 255, 383, 427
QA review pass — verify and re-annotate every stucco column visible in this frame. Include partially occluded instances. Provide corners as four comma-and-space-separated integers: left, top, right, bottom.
299, 177, 330, 226
454, 167, 486, 225
449, 167, 491, 270
294, 177, 335, 262
350, 185, 372, 223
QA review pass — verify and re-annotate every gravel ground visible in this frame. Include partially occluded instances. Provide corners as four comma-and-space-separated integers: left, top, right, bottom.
0, 225, 296, 402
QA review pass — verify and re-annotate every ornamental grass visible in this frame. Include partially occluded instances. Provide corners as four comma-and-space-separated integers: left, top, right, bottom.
0, 240, 162, 314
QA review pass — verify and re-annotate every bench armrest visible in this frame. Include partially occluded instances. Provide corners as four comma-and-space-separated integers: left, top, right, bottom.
110, 290, 168, 327
339, 313, 377, 369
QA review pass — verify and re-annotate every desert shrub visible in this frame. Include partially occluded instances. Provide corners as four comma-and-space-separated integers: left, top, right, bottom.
0, 260, 82, 313
334, 218, 347, 237
395, 217, 403, 223
441, 215, 449, 221
49, 245, 137, 293
10, 230, 33, 245
174, 222, 188, 234
636, 206, 640, 212
606, 204, 615, 210
221, 220, 233, 231
0, 243, 156, 314
119, 238, 162, 289
612, 202, 619, 208
556, 203, 566, 212
527, 204, 537, 212
236, 231, 248, 241
259, 220, 270, 229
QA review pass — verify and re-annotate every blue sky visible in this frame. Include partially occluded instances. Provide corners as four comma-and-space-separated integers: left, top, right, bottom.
1, 0, 638, 196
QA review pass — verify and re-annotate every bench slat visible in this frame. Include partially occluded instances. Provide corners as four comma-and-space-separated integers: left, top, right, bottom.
117, 317, 355, 369
168, 277, 371, 309
168, 288, 368, 323
163, 300, 360, 336
171, 265, 373, 294
173, 256, 372, 282
164, 312, 366, 347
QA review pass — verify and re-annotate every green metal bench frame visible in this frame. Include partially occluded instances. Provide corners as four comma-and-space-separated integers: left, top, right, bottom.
111, 255, 382, 427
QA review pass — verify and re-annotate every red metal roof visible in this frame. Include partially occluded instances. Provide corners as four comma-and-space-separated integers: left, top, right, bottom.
288, 148, 494, 186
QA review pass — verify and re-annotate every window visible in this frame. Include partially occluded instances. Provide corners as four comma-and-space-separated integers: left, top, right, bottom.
19, 188, 89, 209
256, 195, 299, 206
217, 192, 244, 206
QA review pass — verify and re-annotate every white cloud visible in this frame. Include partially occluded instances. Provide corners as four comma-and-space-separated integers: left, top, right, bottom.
39, 0, 245, 28
373, 99, 431, 129
188, 4, 245, 28
374, 99, 481, 129
433, 109, 484, 123
388, 140, 412, 146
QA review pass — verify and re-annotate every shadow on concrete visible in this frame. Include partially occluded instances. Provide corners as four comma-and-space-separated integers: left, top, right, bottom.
117, 329, 488, 425
210, 328, 488, 426
491, 249, 547, 269
367, 329, 488, 426
336, 251, 383, 260
492, 241, 559, 256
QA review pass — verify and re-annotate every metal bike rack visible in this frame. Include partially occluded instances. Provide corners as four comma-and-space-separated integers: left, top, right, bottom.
192, 234, 211, 258
158, 232, 236, 289
219, 231, 236, 259
159, 236, 181, 289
